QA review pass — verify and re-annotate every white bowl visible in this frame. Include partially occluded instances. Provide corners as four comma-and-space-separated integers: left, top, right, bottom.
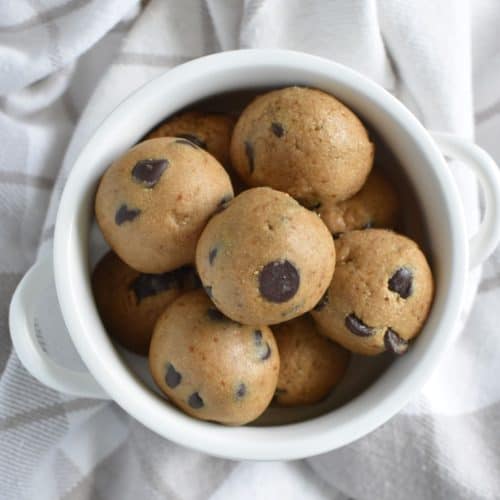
10, 50, 500, 460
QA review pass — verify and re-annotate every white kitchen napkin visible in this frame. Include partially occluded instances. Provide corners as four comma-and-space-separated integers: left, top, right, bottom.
1, 1, 500, 499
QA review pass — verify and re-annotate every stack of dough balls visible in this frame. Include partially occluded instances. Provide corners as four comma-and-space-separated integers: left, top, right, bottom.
93, 87, 434, 427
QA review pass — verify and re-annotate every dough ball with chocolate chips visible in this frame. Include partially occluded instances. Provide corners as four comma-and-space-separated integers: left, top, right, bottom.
230, 86, 374, 205
92, 251, 184, 355
272, 315, 350, 407
311, 229, 434, 356
195, 187, 335, 325
318, 169, 399, 236
149, 290, 279, 425
95, 138, 233, 273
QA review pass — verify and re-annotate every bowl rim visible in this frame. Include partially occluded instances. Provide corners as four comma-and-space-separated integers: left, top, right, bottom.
53, 49, 468, 460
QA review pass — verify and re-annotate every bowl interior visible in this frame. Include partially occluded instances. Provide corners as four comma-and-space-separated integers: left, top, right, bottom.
56, 51, 467, 459
88, 87, 431, 425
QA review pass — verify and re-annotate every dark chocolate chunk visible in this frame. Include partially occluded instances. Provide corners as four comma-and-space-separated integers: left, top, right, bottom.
271, 122, 285, 138
244, 141, 255, 174
207, 307, 229, 322
260, 343, 271, 360
332, 232, 343, 240
131, 158, 168, 187
165, 363, 181, 388
258, 260, 300, 303
130, 271, 179, 303
115, 204, 140, 225
214, 194, 233, 214
235, 383, 246, 399
384, 328, 409, 355
175, 133, 207, 149
204, 285, 213, 298
313, 291, 329, 312
208, 247, 218, 265
388, 267, 413, 298
345, 313, 375, 337
188, 392, 204, 409
253, 330, 271, 360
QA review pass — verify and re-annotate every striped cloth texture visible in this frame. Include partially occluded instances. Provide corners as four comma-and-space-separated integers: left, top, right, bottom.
1, 1, 500, 499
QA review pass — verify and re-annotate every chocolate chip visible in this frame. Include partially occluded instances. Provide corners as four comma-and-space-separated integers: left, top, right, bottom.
204, 285, 213, 298
188, 392, 204, 409
384, 328, 409, 355
236, 383, 246, 399
345, 313, 375, 337
271, 122, 284, 138
115, 204, 140, 225
258, 260, 300, 303
165, 363, 181, 388
214, 194, 233, 214
207, 307, 229, 322
244, 141, 255, 174
130, 271, 180, 303
260, 343, 271, 360
131, 159, 168, 187
176, 133, 207, 149
208, 247, 218, 265
313, 291, 329, 312
253, 330, 271, 360
388, 267, 413, 298
332, 232, 343, 239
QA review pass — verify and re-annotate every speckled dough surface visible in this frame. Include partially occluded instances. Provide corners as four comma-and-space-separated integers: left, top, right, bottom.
230, 86, 374, 205
311, 229, 434, 356
95, 138, 233, 273
272, 315, 350, 407
196, 187, 336, 325
149, 290, 279, 425
92, 251, 183, 355
318, 169, 399, 236
146, 111, 235, 166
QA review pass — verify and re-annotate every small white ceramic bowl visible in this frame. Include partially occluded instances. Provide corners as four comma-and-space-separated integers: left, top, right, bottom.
10, 50, 500, 460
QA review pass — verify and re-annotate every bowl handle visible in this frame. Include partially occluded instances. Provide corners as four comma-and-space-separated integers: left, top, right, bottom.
9, 253, 110, 399
431, 131, 500, 269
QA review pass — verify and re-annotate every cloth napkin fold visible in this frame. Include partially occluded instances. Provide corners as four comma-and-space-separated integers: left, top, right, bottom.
2, 1, 500, 499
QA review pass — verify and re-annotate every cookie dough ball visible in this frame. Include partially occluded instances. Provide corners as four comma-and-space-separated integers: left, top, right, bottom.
311, 229, 434, 356
149, 290, 279, 425
146, 111, 236, 167
318, 170, 399, 236
95, 138, 233, 273
196, 187, 335, 325
230, 87, 374, 205
272, 315, 350, 407
92, 251, 183, 355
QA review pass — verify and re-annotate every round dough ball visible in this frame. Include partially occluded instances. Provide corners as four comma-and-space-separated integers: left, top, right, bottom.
230, 87, 374, 205
92, 251, 183, 355
146, 111, 235, 166
272, 315, 350, 407
318, 169, 399, 236
196, 187, 336, 325
149, 290, 280, 425
311, 229, 434, 356
95, 138, 234, 273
